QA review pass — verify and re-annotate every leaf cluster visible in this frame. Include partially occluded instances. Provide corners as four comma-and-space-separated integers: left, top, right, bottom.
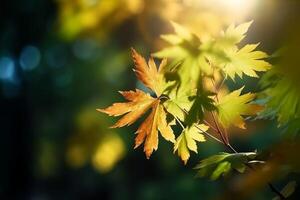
98, 21, 271, 167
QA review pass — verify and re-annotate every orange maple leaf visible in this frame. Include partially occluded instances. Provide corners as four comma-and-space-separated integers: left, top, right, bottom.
98, 49, 175, 158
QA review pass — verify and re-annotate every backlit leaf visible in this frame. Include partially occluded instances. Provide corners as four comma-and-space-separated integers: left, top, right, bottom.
174, 124, 208, 164
98, 49, 175, 159
217, 87, 263, 129
131, 48, 168, 96
153, 22, 210, 91
222, 44, 271, 79
220, 21, 253, 46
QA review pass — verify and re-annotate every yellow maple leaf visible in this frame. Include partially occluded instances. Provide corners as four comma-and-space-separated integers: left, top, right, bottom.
221, 20, 253, 46
217, 87, 263, 129
223, 44, 271, 79
98, 49, 175, 159
174, 124, 208, 164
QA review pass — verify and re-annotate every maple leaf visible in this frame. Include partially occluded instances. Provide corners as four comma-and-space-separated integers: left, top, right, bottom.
98, 49, 175, 159
134, 100, 175, 158
153, 22, 211, 90
98, 89, 155, 128
218, 21, 253, 47
131, 48, 167, 96
222, 44, 271, 79
202, 21, 271, 80
217, 87, 263, 129
185, 88, 216, 126
174, 124, 208, 164
194, 152, 257, 180
162, 85, 197, 122
260, 74, 300, 127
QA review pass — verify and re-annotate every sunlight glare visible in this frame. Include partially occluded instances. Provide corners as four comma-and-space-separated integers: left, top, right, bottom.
226, 0, 246, 8
218, 0, 258, 18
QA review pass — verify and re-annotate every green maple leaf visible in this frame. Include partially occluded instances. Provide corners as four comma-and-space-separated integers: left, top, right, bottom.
194, 152, 257, 180
267, 79, 300, 124
163, 88, 195, 122
185, 88, 216, 126
259, 74, 300, 135
163, 85, 216, 125
153, 21, 211, 91
217, 87, 263, 129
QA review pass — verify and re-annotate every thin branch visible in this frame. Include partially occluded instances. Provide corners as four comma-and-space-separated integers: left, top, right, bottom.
268, 183, 286, 199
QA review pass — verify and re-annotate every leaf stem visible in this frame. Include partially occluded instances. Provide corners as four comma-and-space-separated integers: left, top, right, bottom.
173, 115, 185, 130
210, 111, 230, 145
216, 76, 226, 93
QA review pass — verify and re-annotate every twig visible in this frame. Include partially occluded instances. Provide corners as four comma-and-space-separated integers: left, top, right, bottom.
268, 183, 286, 199
173, 115, 185, 130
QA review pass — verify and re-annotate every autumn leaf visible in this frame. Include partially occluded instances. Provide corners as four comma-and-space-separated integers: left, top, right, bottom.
131, 48, 167, 96
174, 124, 208, 164
98, 49, 175, 159
98, 89, 155, 128
217, 87, 263, 129
135, 100, 175, 158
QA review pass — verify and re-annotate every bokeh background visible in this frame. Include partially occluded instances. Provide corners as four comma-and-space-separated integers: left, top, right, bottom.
0, 0, 299, 199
